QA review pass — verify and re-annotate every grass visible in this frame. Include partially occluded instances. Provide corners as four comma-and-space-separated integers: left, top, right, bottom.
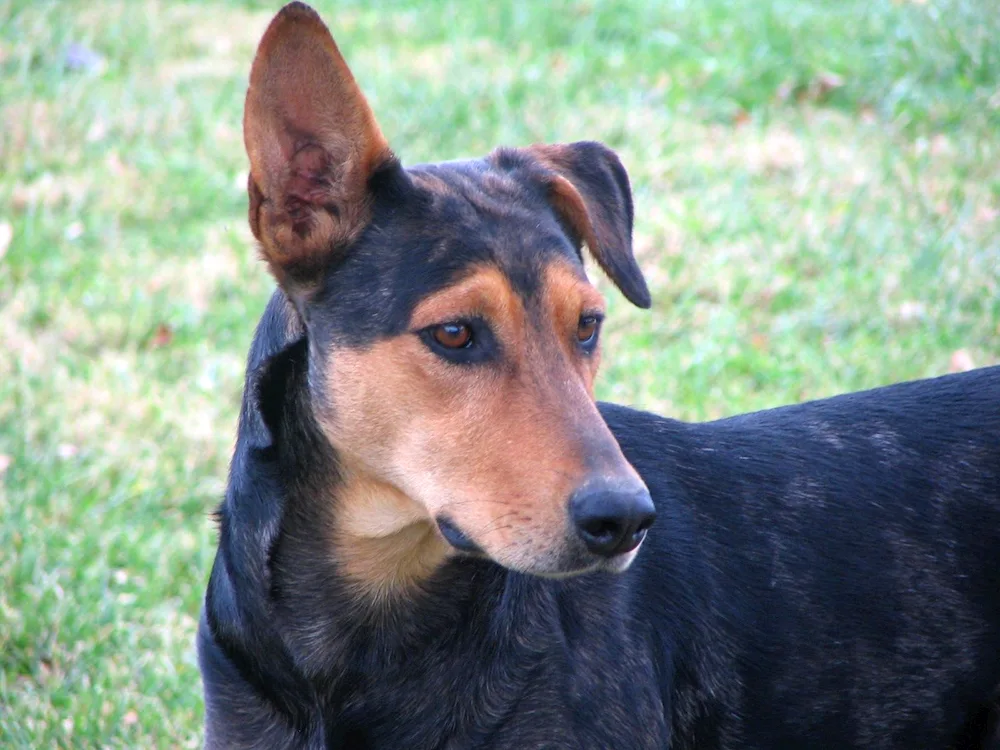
1, 0, 998, 745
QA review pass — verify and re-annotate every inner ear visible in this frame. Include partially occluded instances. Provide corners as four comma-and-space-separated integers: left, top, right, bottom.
545, 174, 604, 262
244, 2, 394, 296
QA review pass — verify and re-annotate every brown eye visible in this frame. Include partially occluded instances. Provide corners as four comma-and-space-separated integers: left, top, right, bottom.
432, 323, 472, 349
577, 315, 600, 344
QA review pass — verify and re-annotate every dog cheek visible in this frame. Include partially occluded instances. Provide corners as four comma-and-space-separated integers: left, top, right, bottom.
320, 351, 410, 468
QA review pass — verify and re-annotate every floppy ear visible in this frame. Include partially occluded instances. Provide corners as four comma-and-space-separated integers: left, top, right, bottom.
244, 2, 393, 297
524, 141, 651, 309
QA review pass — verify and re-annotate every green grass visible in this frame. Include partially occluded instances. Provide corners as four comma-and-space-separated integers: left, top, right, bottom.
1, 0, 998, 745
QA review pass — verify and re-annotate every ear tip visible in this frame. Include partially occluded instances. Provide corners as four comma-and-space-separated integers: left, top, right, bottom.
257, 3, 329, 56
276, 2, 322, 22
630, 287, 653, 309
616, 263, 651, 309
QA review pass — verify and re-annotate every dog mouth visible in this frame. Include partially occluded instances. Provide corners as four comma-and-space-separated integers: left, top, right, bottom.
435, 515, 485, 555
527, 549, 640, 579
596, 546, 641, 573
435, 515, 643, 576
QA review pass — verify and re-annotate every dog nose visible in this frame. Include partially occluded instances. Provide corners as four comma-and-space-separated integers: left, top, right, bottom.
570, 481, 656, 557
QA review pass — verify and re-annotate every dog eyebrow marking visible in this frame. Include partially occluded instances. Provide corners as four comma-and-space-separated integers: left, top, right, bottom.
409, 265, 523, 333
541, 261, 606, 328
537, 260, 606, 392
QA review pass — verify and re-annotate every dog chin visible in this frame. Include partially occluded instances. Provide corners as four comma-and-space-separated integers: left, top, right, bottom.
598, 547, 641, 573
519, 545, 643, 579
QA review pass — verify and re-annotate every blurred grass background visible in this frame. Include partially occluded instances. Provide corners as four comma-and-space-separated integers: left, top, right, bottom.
1, 0, 998, 746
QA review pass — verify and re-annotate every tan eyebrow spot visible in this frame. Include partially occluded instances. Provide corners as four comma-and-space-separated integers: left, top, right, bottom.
542, 260, 606, 334
409, 266, 523, 331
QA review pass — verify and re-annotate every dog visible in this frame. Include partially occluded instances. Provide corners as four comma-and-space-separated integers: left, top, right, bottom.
197, 3, 1000, 748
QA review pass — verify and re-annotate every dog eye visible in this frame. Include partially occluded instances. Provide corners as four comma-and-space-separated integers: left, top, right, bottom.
431, 323, 473, 349
419, 318, 497, 365
577, 315, 601, 346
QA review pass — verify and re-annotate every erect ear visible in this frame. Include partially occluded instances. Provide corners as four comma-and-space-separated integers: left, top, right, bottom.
244, 2, 393, 298
522, 141, 651, 309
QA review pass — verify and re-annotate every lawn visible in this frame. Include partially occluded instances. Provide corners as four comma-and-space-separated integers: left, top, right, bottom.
1, 0, 997, 746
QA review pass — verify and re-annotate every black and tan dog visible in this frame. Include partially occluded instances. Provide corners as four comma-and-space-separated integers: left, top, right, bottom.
197, 3, 1000, 748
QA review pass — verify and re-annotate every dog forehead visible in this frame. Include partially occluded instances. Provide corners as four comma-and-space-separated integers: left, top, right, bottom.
405, 159, 584, 277
407, 161, 542, 231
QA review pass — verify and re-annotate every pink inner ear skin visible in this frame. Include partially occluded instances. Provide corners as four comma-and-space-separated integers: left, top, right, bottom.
283, 145, 340, 240
287, 145, 335, 206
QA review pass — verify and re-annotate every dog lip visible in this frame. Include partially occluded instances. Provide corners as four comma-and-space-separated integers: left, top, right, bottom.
435, 515, 483, 554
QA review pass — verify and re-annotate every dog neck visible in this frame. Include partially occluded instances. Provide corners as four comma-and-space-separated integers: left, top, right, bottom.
327, 461, 452, 600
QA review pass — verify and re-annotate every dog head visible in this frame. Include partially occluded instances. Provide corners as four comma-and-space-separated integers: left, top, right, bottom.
244, 2, 654, 589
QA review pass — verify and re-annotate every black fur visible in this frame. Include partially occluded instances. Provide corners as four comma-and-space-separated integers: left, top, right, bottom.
198, 153, 1000, 749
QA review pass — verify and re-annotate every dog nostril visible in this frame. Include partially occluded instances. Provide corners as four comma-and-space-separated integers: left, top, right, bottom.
581, 517, 623, 546
570, 483, 655, 558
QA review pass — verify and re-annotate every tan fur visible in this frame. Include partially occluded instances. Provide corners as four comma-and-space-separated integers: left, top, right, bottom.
316, 263, 642, 593
540, 261, 606, 398
546, 174, 606, 269
327, 460, 450, 600
243, 3, 392, 289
